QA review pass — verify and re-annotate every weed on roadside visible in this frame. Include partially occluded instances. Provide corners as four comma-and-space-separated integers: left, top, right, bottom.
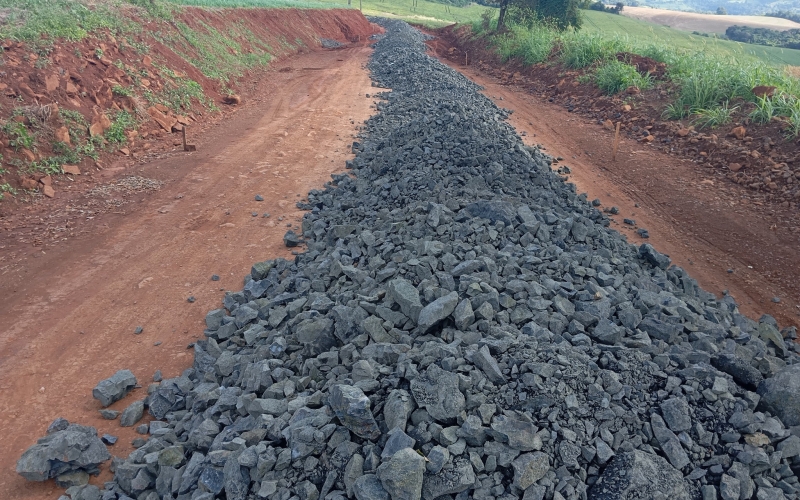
594, 60, 651, 95
691, 102, 738, 130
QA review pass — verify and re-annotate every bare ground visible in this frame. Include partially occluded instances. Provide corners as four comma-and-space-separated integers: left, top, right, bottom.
0, 45, 376, 500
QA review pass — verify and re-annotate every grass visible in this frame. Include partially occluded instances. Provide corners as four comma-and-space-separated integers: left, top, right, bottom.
166, 0, 489, 27
580, 10, 800, 68
594, 59, 651, 95
472, 9, 800, 136
0, 0, 130, 42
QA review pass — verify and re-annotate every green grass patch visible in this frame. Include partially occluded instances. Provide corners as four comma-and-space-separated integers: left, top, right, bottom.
495, 23, 556, 65
0, 0, 131, 42
105, 111, 137, 145
594, 60, 651, 94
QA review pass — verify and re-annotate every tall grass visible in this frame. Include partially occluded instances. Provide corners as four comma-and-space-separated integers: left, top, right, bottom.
594, 60, 651, 94
559, 32, 626, 69
495, 24, 556, 65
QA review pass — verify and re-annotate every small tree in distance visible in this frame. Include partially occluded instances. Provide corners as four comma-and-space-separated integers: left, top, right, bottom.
494, 0, 583, 32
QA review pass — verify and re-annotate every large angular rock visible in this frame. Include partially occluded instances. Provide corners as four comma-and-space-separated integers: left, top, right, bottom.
588, 450, 690, 499
758, 364, 800, 426
384, 389, 415, 432
354, 474, 389, 500
328, 384, 381, 440
421, 458, 476, 500
92, 370, 137, 407
377, 447, 425, 500
388, 278, 423, 321
472, 345, 505, 384
294, 318, 337, 355
410, 363, 465, 422
638, 243, 671, 270
17, 422, 111, 481
660, 398, 691, 432
713, 354, 763, 390
417, 291, 459, 333
491, 415, 541, 451
119, 400, 145, 427
511, 452, 549, 490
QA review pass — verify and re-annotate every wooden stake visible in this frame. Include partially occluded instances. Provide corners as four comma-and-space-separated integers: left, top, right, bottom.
465, 52, 468, 66
612, 122, 621, 161
182, 126, 196, 152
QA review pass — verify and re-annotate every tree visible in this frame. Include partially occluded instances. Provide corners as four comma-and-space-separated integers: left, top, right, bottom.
716, 6, 727, 15
495, 0, 582, 32
615, 2, 624, 12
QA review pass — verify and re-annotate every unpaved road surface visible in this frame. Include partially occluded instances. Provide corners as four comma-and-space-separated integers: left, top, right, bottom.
0, 46, 376, 499
434, 55, 799, 329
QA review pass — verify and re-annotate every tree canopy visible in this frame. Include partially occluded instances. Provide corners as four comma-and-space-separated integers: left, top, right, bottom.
493, 0, 583, 31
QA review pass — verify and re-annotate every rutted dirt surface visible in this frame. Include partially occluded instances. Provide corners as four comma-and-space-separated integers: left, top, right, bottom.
0, 44, 377, 499
427, 42, 800, 330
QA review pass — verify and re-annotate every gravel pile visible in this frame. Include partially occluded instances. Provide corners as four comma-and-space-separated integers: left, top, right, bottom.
19, 19, 800, 500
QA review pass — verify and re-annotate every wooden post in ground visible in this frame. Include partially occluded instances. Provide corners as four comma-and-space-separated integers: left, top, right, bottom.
612, 122, 621, 161
182, 126, 196, 152
465, 52, 468, 66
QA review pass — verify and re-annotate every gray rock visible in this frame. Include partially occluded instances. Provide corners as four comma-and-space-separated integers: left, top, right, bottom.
453, 299, 475, 330
377, 447, 425, 500
471, 345, 505, 384
660, 398, 692, 432
17, 423, 111, 481
778, 435, 800, 458
388, 278, 423, 321
223, 451, 249, 500
421, 458, 475, 500
490, 415, 541, 451
638, 243, 671, 269
589, 450, 690, 499
381, 428, 416, 459
92, 370, 137, 407
344, 454, 364, 497
384, 389, 415, 432
512, 452, 549, 490
425, 446, 449, 474
119, 400, 145, 427
295, 318, 336, 355
329, 384, 381, 440
758, 364, 800, 426
719, 474, 740, 500
465, 200, 517, 225
410, 363, 465, 422
353, 474, 389, 500
283, 230, 300, 247
417, 291, 459, 333
713, 354, 764, 390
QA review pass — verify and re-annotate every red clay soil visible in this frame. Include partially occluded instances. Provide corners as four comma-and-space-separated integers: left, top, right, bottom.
0, 34, 378, 500
0, 8, 376, 210
427, 31, 800, 330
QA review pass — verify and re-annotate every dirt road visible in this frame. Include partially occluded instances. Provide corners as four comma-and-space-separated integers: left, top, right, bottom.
433, 55, 799, 330
0, 45, 376, 499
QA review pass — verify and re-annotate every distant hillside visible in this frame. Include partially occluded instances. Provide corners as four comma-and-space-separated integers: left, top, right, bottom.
631, 0, 798, 16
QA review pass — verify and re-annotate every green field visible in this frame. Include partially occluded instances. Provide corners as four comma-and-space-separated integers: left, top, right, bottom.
581, 10, 800, 67
167, 0, 488, 27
